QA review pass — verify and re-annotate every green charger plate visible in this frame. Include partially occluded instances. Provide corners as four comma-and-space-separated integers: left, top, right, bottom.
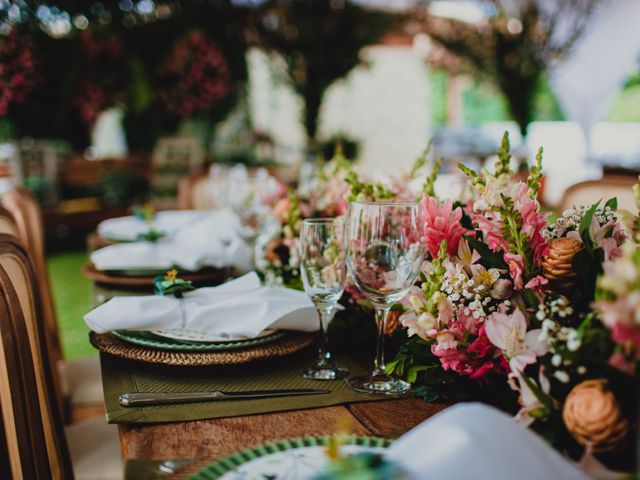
112, 329, 287, 351
189, 436, 392, 480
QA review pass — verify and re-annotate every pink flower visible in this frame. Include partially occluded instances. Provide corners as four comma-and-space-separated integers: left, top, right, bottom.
511, 367, 551, 426
504, 253, 524, 290
419, 196, 466, 258
524, 275, 548, 292
485, 308, 548, 373
473, 211, 509, 252
608, 351, 636, 375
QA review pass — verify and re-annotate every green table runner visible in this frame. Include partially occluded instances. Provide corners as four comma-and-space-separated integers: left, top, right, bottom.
100, 351, 386, 424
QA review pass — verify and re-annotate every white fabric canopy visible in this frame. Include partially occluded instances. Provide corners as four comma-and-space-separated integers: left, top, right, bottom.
550, 0, 640, 148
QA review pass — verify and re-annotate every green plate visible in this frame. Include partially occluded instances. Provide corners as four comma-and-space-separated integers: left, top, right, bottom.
112, 329, 287, 351
189, 436, 392, 480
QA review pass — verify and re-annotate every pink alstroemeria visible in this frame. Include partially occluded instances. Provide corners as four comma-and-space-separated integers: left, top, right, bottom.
510, 367, 551, 426
504, 253, 524, 291
485, 308, 548, 373
419, 196, 466, 258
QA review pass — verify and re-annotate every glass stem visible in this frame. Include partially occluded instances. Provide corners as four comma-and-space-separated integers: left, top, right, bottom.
373, 305, 390, 377
315, 304, 334, 367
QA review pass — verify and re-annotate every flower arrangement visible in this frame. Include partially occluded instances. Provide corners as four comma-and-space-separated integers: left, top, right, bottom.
386, 133, 636, 463
0, 30, 40, 116
255, 147, 434, 288
157, 30, 232, 119
74, 31, 126, 126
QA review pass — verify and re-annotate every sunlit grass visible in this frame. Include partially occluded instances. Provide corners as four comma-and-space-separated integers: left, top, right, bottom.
47, 250, 96, 360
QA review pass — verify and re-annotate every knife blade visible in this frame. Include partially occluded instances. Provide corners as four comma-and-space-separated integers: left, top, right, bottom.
119, 388, 331, 407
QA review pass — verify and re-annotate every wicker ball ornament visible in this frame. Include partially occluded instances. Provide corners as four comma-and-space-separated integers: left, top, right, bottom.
541, 237, 583, 291
562, 379, 629, 452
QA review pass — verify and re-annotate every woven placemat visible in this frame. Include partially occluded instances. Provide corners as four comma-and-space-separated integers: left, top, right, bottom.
101, 351, 388, 424
90, 331, 316, 367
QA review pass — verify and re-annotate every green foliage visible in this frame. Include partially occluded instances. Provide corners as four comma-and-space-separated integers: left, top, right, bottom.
251, 1, 392, 140
137, 229, 165, 243
494, 131, 512, 177
457, 163, 485, 188
467, 235, 509, 270
527, 147, 544, 198
421, 157, 443, 198
344, 171, 395, 203
153, 270, 195, 298
409, 141, 432, 179
315, 452, 402, 480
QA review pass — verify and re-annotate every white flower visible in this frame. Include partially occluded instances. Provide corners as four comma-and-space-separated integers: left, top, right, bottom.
553, 370, 570, 383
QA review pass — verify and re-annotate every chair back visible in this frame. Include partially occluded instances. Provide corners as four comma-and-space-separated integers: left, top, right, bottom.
1, 187, 65, 413
177, 171, 213, 210
0, 235, 72, 479
559, 175, 638, 214
0, 206, 20, 237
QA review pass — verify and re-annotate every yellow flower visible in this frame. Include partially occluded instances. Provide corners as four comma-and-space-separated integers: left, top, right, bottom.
471, 264, 501, 291
164, 269, 178, 281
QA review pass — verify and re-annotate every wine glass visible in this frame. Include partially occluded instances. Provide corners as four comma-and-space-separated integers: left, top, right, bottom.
345, 201, 425, 394
299, 218, 349, 380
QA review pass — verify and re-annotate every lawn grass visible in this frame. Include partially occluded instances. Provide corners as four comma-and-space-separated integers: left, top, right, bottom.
47, 250, 96, 360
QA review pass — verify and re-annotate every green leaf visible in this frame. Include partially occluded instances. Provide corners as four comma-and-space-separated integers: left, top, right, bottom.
467, 235, 509, 269
407, 365, 434, 383
604, 197, 618, 212
579, 200, 601, 250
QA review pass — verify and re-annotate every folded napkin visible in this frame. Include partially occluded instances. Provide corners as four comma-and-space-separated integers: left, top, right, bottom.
84, 272, 317, 338
387, 403, 589, 480
97, 210, 207, 241
91, 209, 253, 272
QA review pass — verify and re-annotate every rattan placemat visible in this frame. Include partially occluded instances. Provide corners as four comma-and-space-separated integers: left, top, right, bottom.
90, 331, 316, 367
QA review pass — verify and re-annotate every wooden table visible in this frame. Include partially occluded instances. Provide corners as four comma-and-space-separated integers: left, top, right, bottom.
117, 397, 448, 477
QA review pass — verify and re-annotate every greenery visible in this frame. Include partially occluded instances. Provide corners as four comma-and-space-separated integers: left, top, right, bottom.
249, 0, 393, 143
47, 250, 94, 360
424, 0, 599, 134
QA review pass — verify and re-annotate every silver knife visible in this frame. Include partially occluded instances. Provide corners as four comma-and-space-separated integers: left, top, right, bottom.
119, 388, 331, 407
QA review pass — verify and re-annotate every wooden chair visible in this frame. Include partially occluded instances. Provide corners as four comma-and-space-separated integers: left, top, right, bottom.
1, 187, 104, 420
558, 175, 638, 214
0, 235, 121, 479
177, 170, 213, 210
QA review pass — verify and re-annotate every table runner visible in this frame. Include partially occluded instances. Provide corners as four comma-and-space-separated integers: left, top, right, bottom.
101, 351, 388, 424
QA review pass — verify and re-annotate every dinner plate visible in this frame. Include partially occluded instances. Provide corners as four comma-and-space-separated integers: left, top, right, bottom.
189, 436, 392, 480
112, 329, 287, 351
150, 327, 277, 343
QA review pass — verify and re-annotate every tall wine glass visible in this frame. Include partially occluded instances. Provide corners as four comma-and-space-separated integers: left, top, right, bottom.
299, 218, 349, 380
346, 201, 425, 394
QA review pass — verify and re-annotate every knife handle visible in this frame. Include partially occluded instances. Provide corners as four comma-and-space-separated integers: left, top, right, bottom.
119, 391, 224, 407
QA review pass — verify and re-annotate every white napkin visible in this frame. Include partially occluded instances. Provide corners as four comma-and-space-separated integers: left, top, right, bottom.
97, 210, 207, 241
387, 403, 589, 480
91, 209, 253, 272
84, 272, 317, 337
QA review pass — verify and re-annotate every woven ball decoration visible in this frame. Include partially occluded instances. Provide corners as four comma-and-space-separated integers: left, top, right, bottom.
562, 379, 629, 452
541, 237, 583, 291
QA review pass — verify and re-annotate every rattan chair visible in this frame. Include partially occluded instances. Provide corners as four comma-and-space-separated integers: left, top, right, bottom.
558, 175, 638, 214
0, 235, 121, 479
1, 188, 104, 418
